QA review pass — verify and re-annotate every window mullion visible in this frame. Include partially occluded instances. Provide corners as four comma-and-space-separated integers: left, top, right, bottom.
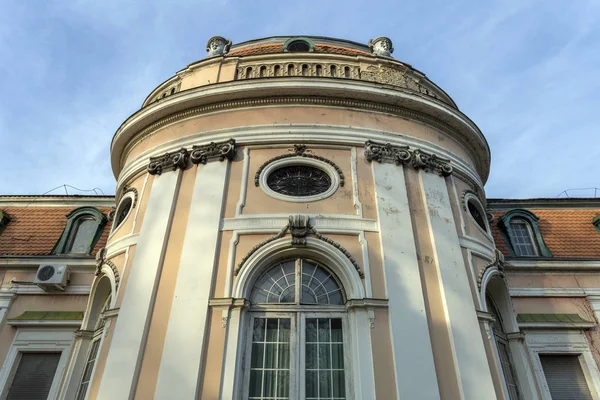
295, 259, 302, 305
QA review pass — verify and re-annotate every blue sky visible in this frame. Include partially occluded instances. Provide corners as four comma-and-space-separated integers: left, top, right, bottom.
0, 0, 598, 198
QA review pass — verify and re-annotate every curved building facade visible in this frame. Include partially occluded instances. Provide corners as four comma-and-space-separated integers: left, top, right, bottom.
2, 35, 600, 400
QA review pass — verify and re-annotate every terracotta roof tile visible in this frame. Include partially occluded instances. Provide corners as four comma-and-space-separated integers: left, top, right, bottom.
490, 208, 600, 258
227, 43, 372, 58
0, 206, 111, 256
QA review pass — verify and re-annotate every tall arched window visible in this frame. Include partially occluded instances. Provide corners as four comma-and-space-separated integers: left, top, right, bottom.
245, 258, 347, 400
487, 295, 520, 400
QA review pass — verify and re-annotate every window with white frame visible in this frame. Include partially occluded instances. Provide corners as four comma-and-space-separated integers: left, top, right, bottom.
245, 258, 348, 400
487, 295, 520, 400
539, 354, 594, 400
75, 295, 111, 400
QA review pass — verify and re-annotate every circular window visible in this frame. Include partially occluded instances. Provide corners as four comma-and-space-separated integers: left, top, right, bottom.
267, 165, 331, 197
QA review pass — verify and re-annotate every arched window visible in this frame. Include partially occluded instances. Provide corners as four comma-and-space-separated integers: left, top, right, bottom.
245, 258, 347, 399
487, 295, 520, 400
76, 294, 111, 400
499, 209, 552, 257
53, 207, 107, 255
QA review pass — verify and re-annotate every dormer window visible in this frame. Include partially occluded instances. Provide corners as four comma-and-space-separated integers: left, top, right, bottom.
509, 218, 538, 256
499, 209, 552, 257
283, 37, 315, 53
53, 207, 107, 255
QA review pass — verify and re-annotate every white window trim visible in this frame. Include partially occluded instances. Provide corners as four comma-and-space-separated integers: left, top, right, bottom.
510, 219, 539, 257
0, 327, 75, 400
109, 191, 136, 236
463, 192, 493, 240
242, 311, 353, 400
74, 328, 106, 400
525, 329, 600, 399
258, 157, 340, 203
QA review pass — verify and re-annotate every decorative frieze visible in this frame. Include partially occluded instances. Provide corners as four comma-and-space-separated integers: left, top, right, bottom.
234, 215, 364, 278
477, 249, 505, 289
147, 148, 189, 175
254, 144, 345, 187
364, 140, 453, 176
95, 247, 121, 290
190, 139, 237, 165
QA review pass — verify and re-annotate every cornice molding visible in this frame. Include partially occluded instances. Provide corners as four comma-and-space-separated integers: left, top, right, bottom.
111, 79, 489, 181
220, 215, 378, 232
364, 140, 452, 176
254, 144, 345, 187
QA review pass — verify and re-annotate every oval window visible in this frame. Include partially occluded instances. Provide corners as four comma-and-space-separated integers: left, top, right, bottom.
286, 40, 310, 52
467, 199, 487, 231
266, 165, 332, 197
113, 197, 133, 231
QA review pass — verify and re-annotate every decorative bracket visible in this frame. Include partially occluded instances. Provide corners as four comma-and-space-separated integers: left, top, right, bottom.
148, 148, 189, 175
191, 139, 236, 165
234, 215, 364, 278
255, 145, 345, 187
364, 140, 452, 176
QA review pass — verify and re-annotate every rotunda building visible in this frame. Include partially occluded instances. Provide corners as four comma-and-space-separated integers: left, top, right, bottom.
74, 35, 535, 399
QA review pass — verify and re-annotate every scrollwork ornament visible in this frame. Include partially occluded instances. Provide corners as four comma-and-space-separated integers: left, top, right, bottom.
364, 141, 452, 177
147, 148, 189, 175
190, 139, 236, 165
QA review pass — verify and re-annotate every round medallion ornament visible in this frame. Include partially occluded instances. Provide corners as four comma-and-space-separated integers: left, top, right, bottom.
266, 165, 332, 197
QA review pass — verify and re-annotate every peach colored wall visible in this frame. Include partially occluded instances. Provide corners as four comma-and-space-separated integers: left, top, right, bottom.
179, 62, 225, 90
404, 168, 461, 398
107, 172, 147, 243
356, 151, 377, 220
123, 107, 474, 169
132, 174, 153, 235
0, 295, 88, 367
212, 231, 233, 298
507, 274, 600, 289
242, 148, 355, 215
365, 231, 385, 298
371, 309, 398, 400
199, 310, 227, 399
512, 297, 596, 321
222, 147, 244, 219
135, 166, 196, 398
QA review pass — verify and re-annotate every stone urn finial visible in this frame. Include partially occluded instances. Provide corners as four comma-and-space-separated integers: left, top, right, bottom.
368, 36, 394, 57
206, 36, 232, 58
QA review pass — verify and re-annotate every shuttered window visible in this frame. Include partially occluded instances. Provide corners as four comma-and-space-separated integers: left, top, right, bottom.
540, 355, 594, 400
6, 352, 61, 400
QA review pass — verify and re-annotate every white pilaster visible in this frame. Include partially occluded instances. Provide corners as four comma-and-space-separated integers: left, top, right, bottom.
220, 307, 246, 400
155, 161, 228, 399
420, 171, 496, 398
96, 171, 181, 399
372, 162, 440, 400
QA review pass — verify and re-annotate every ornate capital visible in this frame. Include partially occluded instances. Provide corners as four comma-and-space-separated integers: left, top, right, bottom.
148, 148, 189, 175
368, 36, 394, 57
206, 36, 231, 57
364, 140, 452, 176
190, 139, 236, 165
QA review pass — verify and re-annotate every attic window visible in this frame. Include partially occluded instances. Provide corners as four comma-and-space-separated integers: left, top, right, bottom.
283, 37, 315, 53
0, 210, 10, 235
53, 207, 107, 255
593, 214, 600, 234
499, 209, 552, 257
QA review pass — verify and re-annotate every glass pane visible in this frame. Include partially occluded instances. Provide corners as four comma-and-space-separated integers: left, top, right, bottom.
277, 370, 290, 397
278, 344, 290, 368
68, 218, 96, 253
266, 319, 279, 342
306, 344, 318, 369
251, 343, 264, 368
263, 370, 276, 397
331, 319, 343, 342
301, 261, 344, 305
306, 319, 318, 342
318, 319, 330, 342
332, 344, 344, 369
306, 370, 318, 397
7, 352, 61, 400
251, 261, 296, 304
318, 344, 331, 369
249, 370, 263, 397
253, 319, 265, 342
332, 370, 346, 397
264, 344, 277, 369
319, 371, 332, 397
279, 319, 290, 342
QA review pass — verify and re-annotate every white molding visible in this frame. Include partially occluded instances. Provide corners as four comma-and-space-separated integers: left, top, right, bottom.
223, 232, 239, 298
351, 147, 363, 217
97, 170, 182, 399
0, 285, 91, 295
525, 330, 600, 399
108, 191, 136, 238
115, 124, 483, 193
509, 288, 597, 297
105, 233, 139, 258
257, 156, 341, 203
235, 147, 249, 216
155, 161, 229, 399
420, 171, 496, 398
459, 235, 495, 260
221, 215, 378, 232
373, 162, 439, 399
358, 232, 372, 298
505, 259, 600, 270
0, 328, 76, 400
519, 322, 596, 329
0, 258, 96, 268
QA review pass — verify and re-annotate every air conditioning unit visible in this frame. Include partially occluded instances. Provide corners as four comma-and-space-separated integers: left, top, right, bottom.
33, 264, 69, 292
